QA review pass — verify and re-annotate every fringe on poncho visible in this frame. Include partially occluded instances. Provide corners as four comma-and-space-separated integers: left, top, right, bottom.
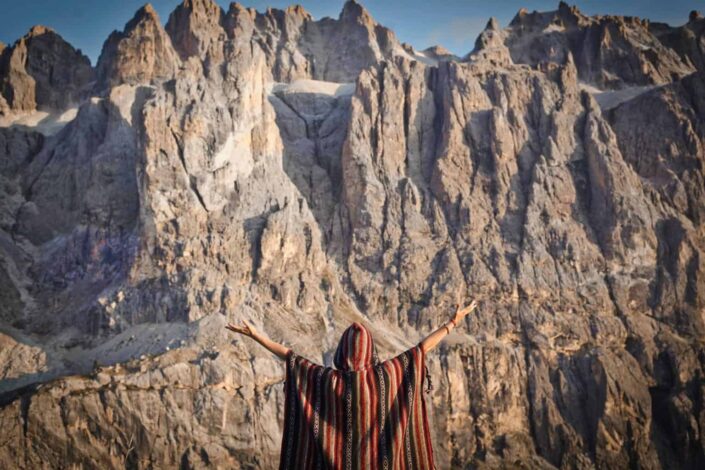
279, 322, 435, 469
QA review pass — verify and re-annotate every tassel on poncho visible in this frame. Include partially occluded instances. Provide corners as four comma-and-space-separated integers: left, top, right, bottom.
279, 322, 435, 469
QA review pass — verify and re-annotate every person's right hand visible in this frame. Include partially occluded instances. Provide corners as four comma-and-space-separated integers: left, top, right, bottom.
452, 299, 478, 324
225, 320, 258, 338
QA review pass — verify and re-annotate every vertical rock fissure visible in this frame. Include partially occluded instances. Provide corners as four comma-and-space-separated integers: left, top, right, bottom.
169, 130, 209, 213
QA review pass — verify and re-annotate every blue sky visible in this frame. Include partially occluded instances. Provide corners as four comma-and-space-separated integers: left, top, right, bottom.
0, 0, 701, 64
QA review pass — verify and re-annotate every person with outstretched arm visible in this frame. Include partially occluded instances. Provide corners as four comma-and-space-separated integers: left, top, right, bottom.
226, 299, 478, 469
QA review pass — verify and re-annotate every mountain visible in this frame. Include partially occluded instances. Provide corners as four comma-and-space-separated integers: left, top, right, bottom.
0, 25, 93, 114
502, 1, 696, 87
1, 1, 705, 468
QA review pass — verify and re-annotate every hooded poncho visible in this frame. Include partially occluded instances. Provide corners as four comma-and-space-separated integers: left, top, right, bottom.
279, 322, 435, 469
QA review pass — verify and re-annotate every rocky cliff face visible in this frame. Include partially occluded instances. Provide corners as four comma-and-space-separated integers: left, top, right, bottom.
502, 1, 696, 88
0, 26, 94, 113
1, 1, 704, 469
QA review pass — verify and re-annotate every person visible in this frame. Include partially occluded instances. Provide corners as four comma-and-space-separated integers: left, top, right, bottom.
226, 300, 478, 470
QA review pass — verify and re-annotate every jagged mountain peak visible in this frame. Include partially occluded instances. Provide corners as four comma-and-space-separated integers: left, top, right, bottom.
339, 0, 374, 24
7, 24, 71, 48
556, 1, 583, 19
165, 0, 226, 61
423, 44, 452, 56
167, 0, 226, 24
139, 3, 157, 15
283, 3, 311, 18
95, 0, 179, 88
463, 25, 512, 68
259, 3, 313, 26
124, 3, 162, 31
225, 1, 309, 21
502, 1, 695, 88
649, 9, 705, 72
177, 0, 223, 13
484, 16, 501, 32
228, 1, 247, 11
465, 15, 513, 67
26, 25, 56, 37
0, 24, 93, 113
509, 2, 586, 30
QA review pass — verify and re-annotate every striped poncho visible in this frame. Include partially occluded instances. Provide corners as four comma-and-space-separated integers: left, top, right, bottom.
279, 322, 435, 469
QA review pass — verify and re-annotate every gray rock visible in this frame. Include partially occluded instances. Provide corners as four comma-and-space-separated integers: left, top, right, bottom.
166, 0, 227, 69
503, 3, 695, 89
0, 26, 94, 114
650, 13, 705, 74
95, 4, 181, 89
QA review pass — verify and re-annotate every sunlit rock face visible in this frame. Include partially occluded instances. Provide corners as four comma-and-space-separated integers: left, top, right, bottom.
1, 1, 705, 469
95, 4, 181, 89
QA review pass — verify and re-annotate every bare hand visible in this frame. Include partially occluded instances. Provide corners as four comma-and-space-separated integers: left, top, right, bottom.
452, 299, 478, 323
225, 320, 257, 338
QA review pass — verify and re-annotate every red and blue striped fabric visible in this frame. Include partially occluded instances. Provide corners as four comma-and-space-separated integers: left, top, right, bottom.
279, 322, 435, 469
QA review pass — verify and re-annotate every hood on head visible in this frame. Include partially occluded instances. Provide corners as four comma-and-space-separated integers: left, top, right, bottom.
334, 322, 379, 371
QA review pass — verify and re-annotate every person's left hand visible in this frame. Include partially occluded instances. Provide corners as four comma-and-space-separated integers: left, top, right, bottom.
452, 299, 478, 324
225, 320, 258, 338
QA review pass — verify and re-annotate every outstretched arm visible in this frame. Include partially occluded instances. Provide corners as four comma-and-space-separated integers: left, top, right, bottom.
419, 299, 478, 354
225, 320, 290, 360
